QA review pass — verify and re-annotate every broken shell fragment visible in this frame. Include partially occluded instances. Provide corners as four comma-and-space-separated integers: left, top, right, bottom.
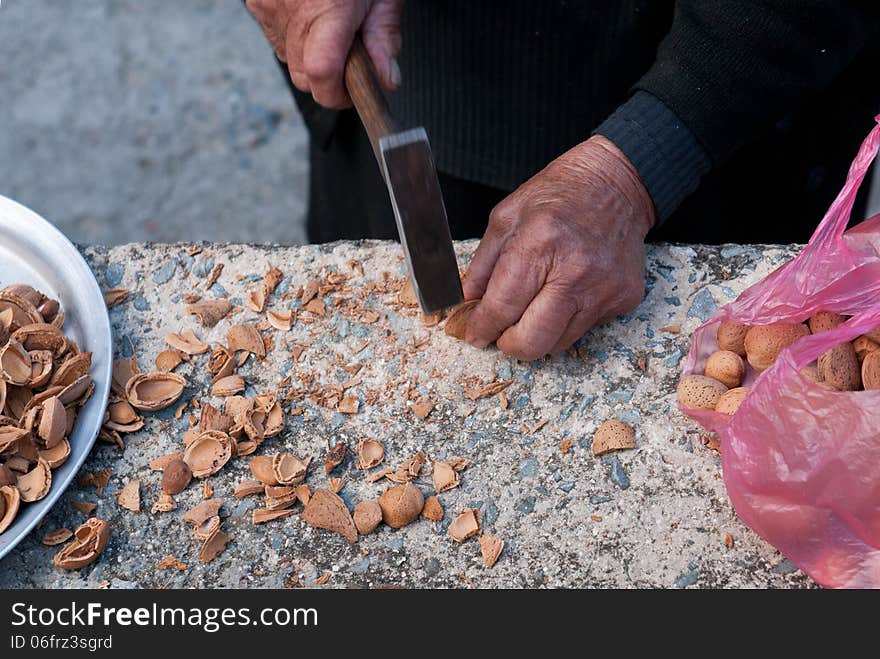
591, 420, 636, 456
338, 396, 358, 414
41, 528, 73, 546
378, 483, 424, 529
194, 515, 220, 541
249, 455, 279, 486
263, 402, 284, 437
182, 499, 222, 528
17, 458, 52, 502
125, 372, 186, 411
211, 374, 245, 397
37, 396, 66, 449
161, 459, 193, 495
479, 534, 504, 568
151, 493, 177, 513
448, 508, 481, 542
12, 323, 67, 356
301, 488, 357, 543
444, 300, 479, 340
325, 441, 346, 474
182, 431, 233, 478
264, 485, 299, 510
164, 329, 209, 355
431, 460, 460, 493
233, 479, 264, 498
0, 292, 42, 329
53, 517, 110, 570
353, 500, 382, 535
111, 356, 140, 397
155, 350, 184, 372
421, 495, 443, 521
357, 438, 384, 469
39, 439, 71, 468
272, 453, 309, 486
27, 350, 54, 388
227, 323, 266, 358
0, 340, 32, 385
0, 485, 21, 533
187, 299, 232, 328
199, 526, 233, 563
252, 508, 295, 524
267, 310, 293, 331
116, 480, 141, 512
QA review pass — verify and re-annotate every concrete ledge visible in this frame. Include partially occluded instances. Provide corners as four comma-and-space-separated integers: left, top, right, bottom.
0, 240, 813, 588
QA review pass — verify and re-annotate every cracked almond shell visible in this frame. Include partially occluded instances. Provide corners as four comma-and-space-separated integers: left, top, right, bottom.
421, 495, 443, 521
0, 292, 42, 329
183, 498, 222, 527
250, 455, 279, 485
301, 488, 357, 543
227, 323, 265, 357
357, 438, 384, 469
17, 458, 51, 502
187, 299, 232, 328
211, 374, 245, 397
448, 508, 481, 542
37, 396, 66, 449
125, 372, 186, 411
444, 300, 479, 340
325, 441, 346, 474
199, 526, 232, 563
183, 431, 233, 478
378, 483, 424, 529
592, 420, 636, 456
53, 517, 110, 570
431, 460, 460, 492
272, 453, 309, 486
479, 534, 504, 568
39, 438, 71, 468
164, 329, 209, 355
0, 340, 31, 385
155, 349, 183, 372
12, 323, 67, 356
0, 485, 21, 534
27, 350, 54, 388
117, 480, 141, 512
50, 352, 91, 388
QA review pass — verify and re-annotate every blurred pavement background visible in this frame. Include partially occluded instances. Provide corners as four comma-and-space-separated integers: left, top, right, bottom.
0, 0, 308, 245
0, 1, 878, 246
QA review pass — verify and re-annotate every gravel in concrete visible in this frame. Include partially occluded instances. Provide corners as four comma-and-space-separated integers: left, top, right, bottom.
0, 240, 814, 588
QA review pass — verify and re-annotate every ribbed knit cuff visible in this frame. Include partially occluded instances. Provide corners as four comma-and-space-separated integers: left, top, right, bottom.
594, 91, 711, 223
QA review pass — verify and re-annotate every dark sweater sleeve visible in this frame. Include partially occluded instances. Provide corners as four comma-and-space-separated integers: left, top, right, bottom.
600, 1, 880, 222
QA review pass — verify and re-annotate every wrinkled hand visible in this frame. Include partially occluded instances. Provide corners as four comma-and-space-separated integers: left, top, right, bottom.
246, 0, 404, 108
463, 135, 655, 360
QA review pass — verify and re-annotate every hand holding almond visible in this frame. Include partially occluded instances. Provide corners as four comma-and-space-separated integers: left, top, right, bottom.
463, 135, 655, 360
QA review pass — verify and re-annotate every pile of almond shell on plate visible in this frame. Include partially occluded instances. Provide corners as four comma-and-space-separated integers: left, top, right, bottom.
0, 284, 94, 535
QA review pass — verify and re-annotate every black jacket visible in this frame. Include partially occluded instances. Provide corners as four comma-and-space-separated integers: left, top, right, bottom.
290, 1, 880, 243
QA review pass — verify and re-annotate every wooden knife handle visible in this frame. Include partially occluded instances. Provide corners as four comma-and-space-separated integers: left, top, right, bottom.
344, 35, 396, 158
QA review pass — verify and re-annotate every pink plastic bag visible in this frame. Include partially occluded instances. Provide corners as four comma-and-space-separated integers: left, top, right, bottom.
680, 116, 880, 588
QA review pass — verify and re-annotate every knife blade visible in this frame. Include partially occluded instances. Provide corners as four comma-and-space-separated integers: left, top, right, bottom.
344, 37, 463, 313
